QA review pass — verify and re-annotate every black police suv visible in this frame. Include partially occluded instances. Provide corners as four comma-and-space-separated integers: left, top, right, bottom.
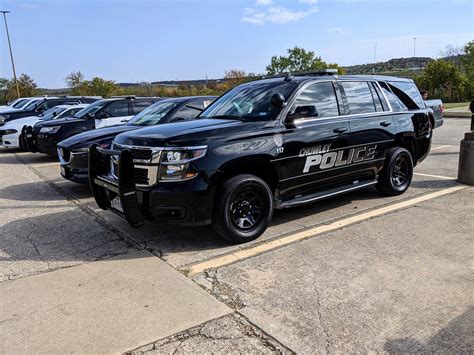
89, 71, 433, 244
0, 96, 99, 126
26, 96, 160, 156
58, 96, 216, 184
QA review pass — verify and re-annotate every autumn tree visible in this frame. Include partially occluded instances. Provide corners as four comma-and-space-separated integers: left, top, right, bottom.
4, 74, 37, 102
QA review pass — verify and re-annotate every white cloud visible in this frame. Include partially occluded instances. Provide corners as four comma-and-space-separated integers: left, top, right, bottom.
242, 5, 319, 25
255, 0, 273, 5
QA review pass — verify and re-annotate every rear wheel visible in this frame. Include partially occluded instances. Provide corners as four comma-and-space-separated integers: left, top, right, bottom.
376, 147, 413, 196
212, 174, 273, 244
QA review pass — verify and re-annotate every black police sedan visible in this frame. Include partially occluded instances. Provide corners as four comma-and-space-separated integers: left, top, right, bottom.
58, 96, 216, 183
26, 96, 160, 156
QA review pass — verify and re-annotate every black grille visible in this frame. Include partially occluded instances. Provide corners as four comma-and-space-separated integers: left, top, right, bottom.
133, 168, 149, 185
111, 161, 149, 185
113, 143, 153, 161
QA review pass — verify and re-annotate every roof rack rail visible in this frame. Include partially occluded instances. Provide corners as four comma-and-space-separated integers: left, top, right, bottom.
110, 95, 136, 99
264, 69, 338, 80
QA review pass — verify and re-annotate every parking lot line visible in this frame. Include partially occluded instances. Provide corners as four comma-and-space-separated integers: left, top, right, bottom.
413, 172, 456, 180
430, 145, 452, 151
185, 185, 467, 277
31, 162, 59, 168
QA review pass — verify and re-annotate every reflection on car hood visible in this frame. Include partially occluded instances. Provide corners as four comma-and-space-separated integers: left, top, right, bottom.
58, 125, 137, 149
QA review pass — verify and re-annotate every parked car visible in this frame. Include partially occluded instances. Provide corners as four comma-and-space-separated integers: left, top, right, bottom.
58, 96, 216, 183
89, 71, 432, 243
0, 104, 88, 149
0, 97, 54, 113
424, 99, 444, 128
26, 96, 160, 156
0, 96, 100, 126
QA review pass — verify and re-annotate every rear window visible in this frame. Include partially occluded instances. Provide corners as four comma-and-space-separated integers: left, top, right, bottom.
388, 81, 424, 109
341, 81, 376, 115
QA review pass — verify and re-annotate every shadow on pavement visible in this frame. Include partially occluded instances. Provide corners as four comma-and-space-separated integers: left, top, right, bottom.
384, 306, 474, 353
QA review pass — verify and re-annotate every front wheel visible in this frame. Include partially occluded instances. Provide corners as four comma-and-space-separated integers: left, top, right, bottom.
212, 174, 273, 244
376, 147, 413, 196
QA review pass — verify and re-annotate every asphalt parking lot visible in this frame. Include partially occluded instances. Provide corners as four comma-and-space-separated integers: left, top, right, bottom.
1, 118, 473, 353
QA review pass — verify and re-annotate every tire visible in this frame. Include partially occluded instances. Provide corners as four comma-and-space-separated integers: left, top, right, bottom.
376, 147, 413, 196
212, 174, 273, 244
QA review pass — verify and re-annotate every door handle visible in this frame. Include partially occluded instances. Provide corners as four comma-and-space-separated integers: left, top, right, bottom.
333, 127, 347, 134
380, 121, 392, 127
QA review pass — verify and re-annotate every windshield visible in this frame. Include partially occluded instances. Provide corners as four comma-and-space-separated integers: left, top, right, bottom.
73, 100, 108, 118
126, 101, 178, 126
24, 99, 44, 111
12, 99, 28, 108
199, 80, 298, 121
41, 106, 67, 121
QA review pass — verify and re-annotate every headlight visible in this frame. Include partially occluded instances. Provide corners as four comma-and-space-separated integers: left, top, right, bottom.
2, 129, 17, 135
0, 117, 6, 125
40, 126, 61, 134
158, 146, 207, 181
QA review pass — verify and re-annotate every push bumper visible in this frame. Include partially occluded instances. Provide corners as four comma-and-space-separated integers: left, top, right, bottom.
58, 148, 89, 184
89, 145, 214, 228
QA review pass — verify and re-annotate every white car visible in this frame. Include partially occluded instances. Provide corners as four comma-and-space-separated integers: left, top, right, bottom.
0, 104, 87, 148
0, 97, 58, 113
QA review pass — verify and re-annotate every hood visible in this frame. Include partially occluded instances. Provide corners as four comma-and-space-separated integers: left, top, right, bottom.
113, 118, 249, 147
59, 125, 137, 150
2, 115, 41, 129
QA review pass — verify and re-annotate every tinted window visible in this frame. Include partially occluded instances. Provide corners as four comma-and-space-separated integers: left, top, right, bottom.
291, 81, 339, 119
371, 82, 388, 111
102, 101, 129, 117
379, 82, 407, 112
341, 81, 376, 114
388, 81, 424, 109
174, 102, 203, 120
368, 83, 383, 112
132, 100, 154, 114
127, 101, 178, 126
12, 99, 28, 108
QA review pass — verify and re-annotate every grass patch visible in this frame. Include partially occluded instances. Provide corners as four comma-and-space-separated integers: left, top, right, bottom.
443, 102, 470, 109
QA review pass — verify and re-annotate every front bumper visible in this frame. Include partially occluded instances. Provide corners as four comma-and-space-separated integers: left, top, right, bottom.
35, 133, 59, 155
89, 145, 214, 227
58, 148, 90, 184
0, 131, 20, 148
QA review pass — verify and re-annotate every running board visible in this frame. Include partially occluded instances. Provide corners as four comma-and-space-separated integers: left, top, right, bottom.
276, 180, 378, 209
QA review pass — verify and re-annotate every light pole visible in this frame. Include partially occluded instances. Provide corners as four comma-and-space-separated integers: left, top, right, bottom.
413, 37, 416, 68
1, 10, 20, 99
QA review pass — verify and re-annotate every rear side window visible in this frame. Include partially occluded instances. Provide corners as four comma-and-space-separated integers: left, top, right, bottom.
388, 81, 424, 109
341, 81, 376, 115
379, 82, 407, 112
292, 81, 340, 119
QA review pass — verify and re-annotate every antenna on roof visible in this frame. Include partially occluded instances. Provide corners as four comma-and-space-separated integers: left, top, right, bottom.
284, 72, 293, 82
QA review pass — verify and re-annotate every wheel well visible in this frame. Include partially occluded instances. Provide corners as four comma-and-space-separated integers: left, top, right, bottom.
216, 156, 279, 194
393, 135, 416, 163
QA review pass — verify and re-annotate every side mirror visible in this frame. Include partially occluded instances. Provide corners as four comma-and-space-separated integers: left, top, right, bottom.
288, 105, 318, 120
271, 93, 286, 109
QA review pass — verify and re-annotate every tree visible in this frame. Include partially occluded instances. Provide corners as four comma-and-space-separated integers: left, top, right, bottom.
417, 60, 464, 102
4, 74, 37, 102
462, 40, 474, 97
65, 71, 85, 89
265, 46, 344, 75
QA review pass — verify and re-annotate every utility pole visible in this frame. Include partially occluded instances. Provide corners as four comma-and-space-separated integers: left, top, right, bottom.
1, 10, 20, 99
372, 42, 377, 74
413, 37, 416, 69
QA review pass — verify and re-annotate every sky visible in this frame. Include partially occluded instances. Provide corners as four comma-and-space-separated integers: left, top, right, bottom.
0, 0, 473, 88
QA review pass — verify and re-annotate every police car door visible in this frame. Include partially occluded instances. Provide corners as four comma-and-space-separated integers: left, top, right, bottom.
277, 80, 351, 199
339, 81, 396, 180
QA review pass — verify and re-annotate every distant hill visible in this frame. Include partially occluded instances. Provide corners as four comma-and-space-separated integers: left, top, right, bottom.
38, 55, 465, 92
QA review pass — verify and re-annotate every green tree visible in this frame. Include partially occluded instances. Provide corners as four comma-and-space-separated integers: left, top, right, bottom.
65, 71, 85, 92
462, 40, 474, 97
266, 46, 344, 75
4, 74, 37, 102
64, 72, 118, 97
417, 60, 464, 102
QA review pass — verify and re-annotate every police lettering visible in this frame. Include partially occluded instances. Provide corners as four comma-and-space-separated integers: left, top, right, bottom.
303, 144, 377, 173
